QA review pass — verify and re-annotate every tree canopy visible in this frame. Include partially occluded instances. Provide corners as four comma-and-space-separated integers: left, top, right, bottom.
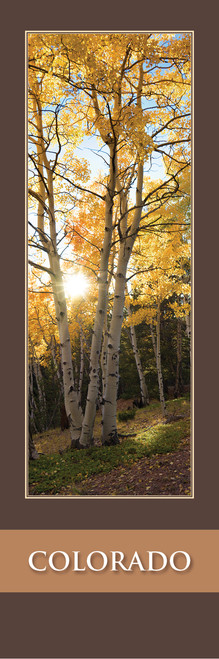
28, 32, 191, 453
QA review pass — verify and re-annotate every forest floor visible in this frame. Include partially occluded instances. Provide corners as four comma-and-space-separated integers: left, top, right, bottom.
29, 396, 191, 497
77, 440, 190, 496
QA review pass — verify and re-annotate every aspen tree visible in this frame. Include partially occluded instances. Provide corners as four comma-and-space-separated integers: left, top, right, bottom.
150, 306, 166, 417
126, 289, 149, 405
28, 33, 191, 447
28, 75, 83, 447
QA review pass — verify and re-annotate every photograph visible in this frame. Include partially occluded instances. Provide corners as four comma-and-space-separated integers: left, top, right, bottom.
27, 31, 192, 497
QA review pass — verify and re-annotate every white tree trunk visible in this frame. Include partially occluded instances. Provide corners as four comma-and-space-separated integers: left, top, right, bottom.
174, 316, 182, 397
51, 258, 83, 447
126, 287, 149, 405
101, 312, 109, 402
129, 323, 149, 405
150, 306, 166, 417
102, 158, 144, 444
100, 239, 116, 407
78, 328, 84, 405
101, 249, 127, 444
31, 91, 83, 447
79, 142, 117, 447
45, 171, 83, 447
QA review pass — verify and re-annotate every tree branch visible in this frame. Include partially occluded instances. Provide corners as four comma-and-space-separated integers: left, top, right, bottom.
28, 260, 54, 276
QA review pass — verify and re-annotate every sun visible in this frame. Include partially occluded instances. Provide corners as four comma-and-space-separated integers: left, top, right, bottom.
64, 273, 88, 299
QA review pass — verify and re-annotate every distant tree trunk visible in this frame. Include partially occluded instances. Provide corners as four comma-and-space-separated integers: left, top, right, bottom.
150, 305, 166, 417
29, 359, 38, 433
129, 323, 149, 405
174, 317, 183, 397
28, 410, 39, 460
101, 312, 109, 403
29, 431, 39, 460
185, 310, 191, 362
32, 352, 47, 431
126, 291, 149, 405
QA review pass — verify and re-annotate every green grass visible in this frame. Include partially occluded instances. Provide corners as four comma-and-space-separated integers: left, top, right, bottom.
29, 406, 190, 495
117, 408, 136, 422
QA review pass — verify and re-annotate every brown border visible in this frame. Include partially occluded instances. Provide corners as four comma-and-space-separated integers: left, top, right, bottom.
1, 0, 219, 657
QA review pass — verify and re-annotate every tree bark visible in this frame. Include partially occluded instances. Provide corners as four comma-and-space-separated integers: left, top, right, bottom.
100, 236, 116, 407
128, 318, 149, 406
102, 158, 144, 444
79, 141, 117, 447
29, 359, 38, 433
185, 310, 191, 362
31, 352, 47, 431
78, 327, 84, 406
28, 391, 39, 460
150, 306, 166, 417
50, 335, 63, 393
29, 420, 39, 460
32, 88, 83, 447
174, 316, 183, 397
50, 258, 83, 447
102, 61, 145, 444
101, 311, 109, 403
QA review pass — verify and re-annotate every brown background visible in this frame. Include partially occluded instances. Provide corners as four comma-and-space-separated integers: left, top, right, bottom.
1, 0, 219, 656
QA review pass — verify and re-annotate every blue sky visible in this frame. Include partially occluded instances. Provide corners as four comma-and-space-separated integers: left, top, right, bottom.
75, 133, 166, 191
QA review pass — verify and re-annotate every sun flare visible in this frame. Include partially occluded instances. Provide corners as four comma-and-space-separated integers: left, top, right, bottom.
64, 273, 88, 299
